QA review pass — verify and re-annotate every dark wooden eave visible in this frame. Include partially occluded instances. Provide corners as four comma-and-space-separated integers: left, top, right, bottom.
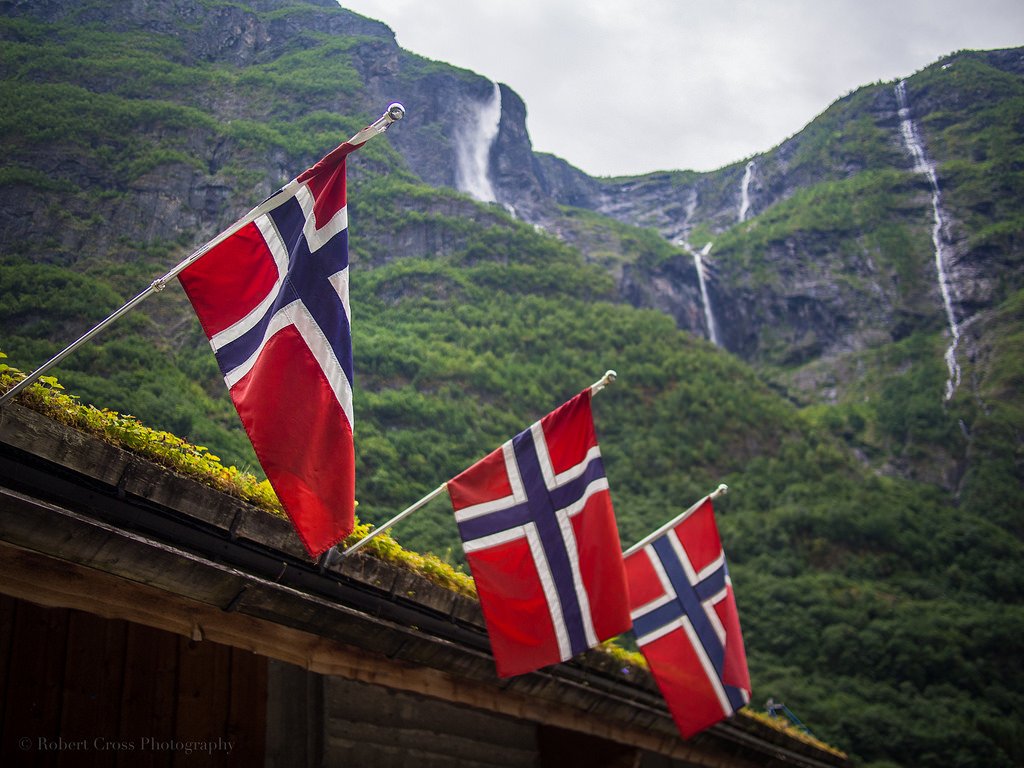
0, 402, 846, 768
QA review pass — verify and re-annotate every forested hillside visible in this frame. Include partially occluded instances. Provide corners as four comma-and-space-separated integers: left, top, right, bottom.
1, 2, 1022, 766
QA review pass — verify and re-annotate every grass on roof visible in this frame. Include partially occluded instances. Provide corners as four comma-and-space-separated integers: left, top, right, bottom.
0, 350, 477, 596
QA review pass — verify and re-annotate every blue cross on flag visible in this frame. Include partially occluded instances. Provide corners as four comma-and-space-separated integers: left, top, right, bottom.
448, 389, 631, 677
625, 496, 751, 738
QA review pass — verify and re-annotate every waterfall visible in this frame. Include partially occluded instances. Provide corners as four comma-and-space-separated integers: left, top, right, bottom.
738, 161, 755, 222
693, 242, 720, 346
456, 82, 502, 203
675, 188, 721, 346
676, 234, 720, 347
895, 79, 961, 399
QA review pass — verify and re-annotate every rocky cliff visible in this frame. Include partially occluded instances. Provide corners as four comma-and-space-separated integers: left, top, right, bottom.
6, 0, 1019, 381
346, 24, 1023, 397
521, 51, 1024, 378
2, 0, 1022, 490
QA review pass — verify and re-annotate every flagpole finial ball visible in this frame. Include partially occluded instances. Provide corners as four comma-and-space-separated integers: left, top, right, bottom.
387, 103, 406, 121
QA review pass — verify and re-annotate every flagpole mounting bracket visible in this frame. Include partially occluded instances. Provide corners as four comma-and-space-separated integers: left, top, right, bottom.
590, 369, 617, 395
387, 103, 406, 122
368, 102, 405, 136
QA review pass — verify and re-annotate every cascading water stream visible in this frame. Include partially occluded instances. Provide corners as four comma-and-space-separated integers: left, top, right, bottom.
895, 79, 961, 399
738, 161, 755, 222
675, 189, 721, 346
456, 82, 502, 203
693, 242, 719, 346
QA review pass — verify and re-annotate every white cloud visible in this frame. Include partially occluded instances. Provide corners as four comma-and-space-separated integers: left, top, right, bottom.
339, 0, 1024, 176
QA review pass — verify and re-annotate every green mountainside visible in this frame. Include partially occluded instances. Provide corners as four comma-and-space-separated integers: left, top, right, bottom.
1, 2, 1022, 766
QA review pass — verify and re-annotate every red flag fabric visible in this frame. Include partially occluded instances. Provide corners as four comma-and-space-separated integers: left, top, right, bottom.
179, 140, 363, 558
624, 497, 751, 738
448, 390, 631, 677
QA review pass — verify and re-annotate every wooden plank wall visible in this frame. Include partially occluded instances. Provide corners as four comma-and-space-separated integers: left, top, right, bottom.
315, 675, 695, 768
265, 661, 323, 768
322, 675, 541, 768
0, 596, 266, 767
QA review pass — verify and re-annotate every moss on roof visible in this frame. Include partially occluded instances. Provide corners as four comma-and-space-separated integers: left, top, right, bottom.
0, 351, 476, 595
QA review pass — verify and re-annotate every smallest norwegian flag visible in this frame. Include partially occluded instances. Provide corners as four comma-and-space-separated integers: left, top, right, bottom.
625, 494, 751, 739
448, 388, 631, 678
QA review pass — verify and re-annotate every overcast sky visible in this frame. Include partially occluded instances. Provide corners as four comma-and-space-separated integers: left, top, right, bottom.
337, 0, 1023, 178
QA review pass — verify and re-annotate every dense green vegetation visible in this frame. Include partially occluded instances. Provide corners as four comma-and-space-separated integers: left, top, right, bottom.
1, 5, 1022, 766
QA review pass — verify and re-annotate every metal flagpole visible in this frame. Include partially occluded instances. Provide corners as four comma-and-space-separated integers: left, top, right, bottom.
338, 370, 619, 559
622, 483, 729, 558
337, 482, 448, 559
0, 103, 406, 408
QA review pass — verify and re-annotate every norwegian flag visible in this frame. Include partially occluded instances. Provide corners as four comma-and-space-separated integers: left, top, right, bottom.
625, 496, 751, 739
448, 390, 631, 678
178, 139, 364, 558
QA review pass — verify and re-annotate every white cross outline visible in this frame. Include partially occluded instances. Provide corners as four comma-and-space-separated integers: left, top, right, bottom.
630, 530, 737, 716
205, 181, 353, 427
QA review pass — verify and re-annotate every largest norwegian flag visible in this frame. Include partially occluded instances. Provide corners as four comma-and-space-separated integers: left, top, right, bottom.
447, 389, 631, 678
625, 496, 751, 739
178, 139, 363, 558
